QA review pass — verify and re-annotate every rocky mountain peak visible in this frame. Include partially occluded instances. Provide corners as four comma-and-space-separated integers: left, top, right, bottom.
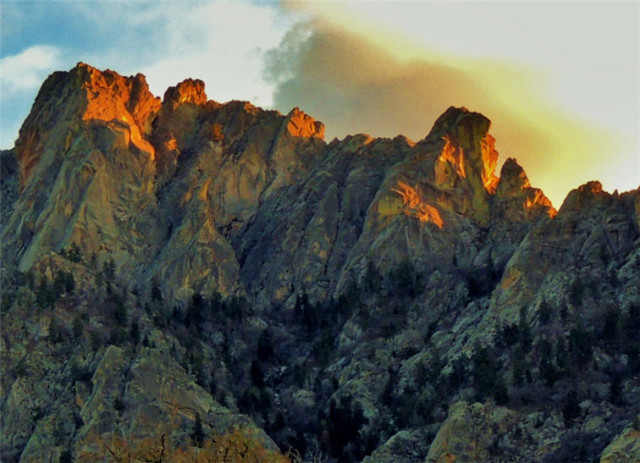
428, 106, 491, 142
14, 63, 160, 187
163, 78, 207, 108
428, 106, 498, 195
498, 157, 531, 192
73, 62, 161, 126
284, 107, 325, 139
494, 157, 556, 219
559, 180, 609, 213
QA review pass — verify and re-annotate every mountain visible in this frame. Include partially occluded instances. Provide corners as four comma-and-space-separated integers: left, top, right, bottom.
1, 63, 639, 462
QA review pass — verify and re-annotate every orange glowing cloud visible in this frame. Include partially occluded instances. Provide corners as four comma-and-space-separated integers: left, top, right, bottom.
270, 3, 639, 207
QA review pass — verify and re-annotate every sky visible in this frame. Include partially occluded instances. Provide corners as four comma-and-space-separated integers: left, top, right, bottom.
1, 0, 638, 207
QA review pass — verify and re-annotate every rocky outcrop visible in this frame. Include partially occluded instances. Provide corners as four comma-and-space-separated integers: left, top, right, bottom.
494, 157, 555, 221
239, 134, 413, 304
600, 417, 640, 463
425, 401, 518, 462
0, 308, 275, 462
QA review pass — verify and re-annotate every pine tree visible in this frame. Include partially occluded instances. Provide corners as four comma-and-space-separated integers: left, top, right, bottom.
191, 413, 205, 447
562, 390, 581, 427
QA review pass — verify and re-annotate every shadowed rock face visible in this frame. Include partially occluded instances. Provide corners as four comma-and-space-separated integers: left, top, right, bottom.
1, 64, 639, 463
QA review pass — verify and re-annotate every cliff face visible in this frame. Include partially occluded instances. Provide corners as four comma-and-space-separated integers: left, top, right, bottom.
1, 64, 639, 462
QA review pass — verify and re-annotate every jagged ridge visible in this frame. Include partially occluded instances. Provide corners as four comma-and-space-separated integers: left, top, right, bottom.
2, 63, 557, 303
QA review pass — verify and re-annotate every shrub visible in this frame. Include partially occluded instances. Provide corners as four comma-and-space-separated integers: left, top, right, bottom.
102, 258, 116, 282
68, 243, 82, 263
53, 269, 67, 298
500, 323, 520, 348
518, 307, 532, 353
609, 374, 623, 405
36, 277, 54, 309
363, 260, 381, 293
251, 359, 265, 388
70, 361, 93, 383
112, 297, 128, 325
64, 272, 75, 294
622, 303, 640, 354
89, 330, 103, 351
555, 337, 569, 371
312, 328, 334, 365
129, 320, 140, 345
48, 319, 65, 344
447, 356, 468, 390
185, 292, 205, 330
511, 347, 526, 387
601, 307, 621, 346
327, 396, 368, 461
109, 327, 127, 346
625, 344, 640, 374
150, 279, 163, 302
113, 397, 125, 413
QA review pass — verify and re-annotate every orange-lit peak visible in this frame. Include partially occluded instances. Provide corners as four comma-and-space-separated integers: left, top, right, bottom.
285, 107, 325, 139
496, 158, 556, 217
428, 107, 498, 194
582, 181, 603, 194
163, 79, 207, 107
427, 106, 491, 144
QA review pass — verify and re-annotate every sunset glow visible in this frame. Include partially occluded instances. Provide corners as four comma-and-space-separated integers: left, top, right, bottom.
1, 1, 637, 207
278, 1, 639, 207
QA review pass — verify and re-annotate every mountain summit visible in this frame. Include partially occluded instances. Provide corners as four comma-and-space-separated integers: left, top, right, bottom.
1, 64, 639, 462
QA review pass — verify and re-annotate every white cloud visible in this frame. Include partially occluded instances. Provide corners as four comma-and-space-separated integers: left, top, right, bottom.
0, 45, 67, 147
136, 2, 291, 106
0, 45, 63, 93
51, 2, 293, 106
